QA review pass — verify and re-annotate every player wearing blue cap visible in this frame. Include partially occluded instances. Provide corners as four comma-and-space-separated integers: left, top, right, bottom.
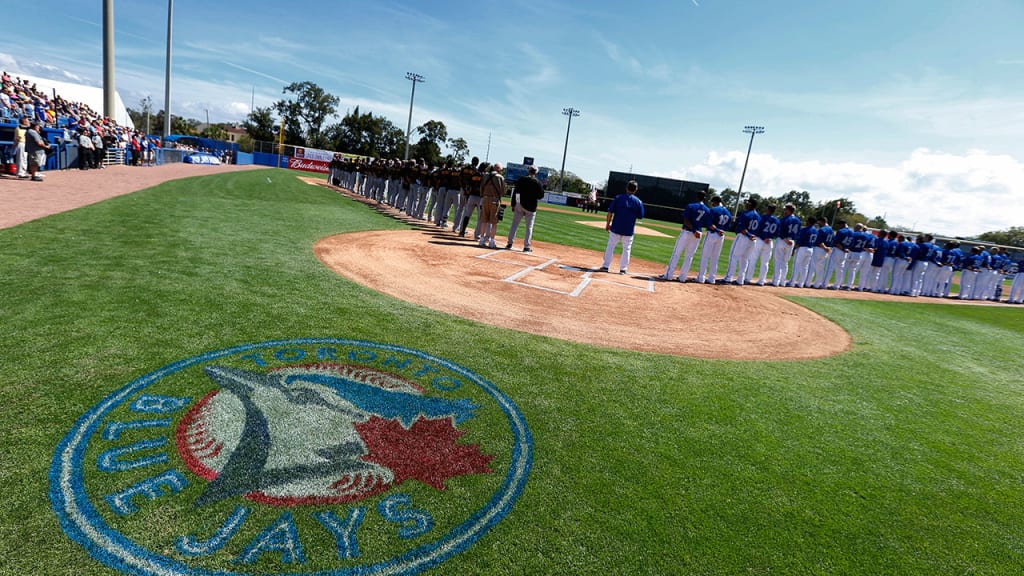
921, 236, 945, 297
906, 235, 932, 297
888, 234, 913, 293
599, 180, 645, 274
772, 204, 802, 287
932, 241, 963, 298
789, 218, 819, 288
811, 219, 834, 289
986, 248, 1010, 301
696, 196, 732, 284
959, 247, 983, 300
825, 221, 853, 289
873, 230, 899, 293
662, 190, 710, 282
723, 198, 761, 285
1007, 253, 1024, 304
967, 247, 992, 300
751, 205, 780, 286
848, 224, 875, 290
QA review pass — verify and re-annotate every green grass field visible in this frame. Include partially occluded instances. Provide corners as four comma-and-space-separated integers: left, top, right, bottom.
2, 169, 1022, 575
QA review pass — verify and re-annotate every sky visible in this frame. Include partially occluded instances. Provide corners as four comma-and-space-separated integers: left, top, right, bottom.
3, 0, 1023, 237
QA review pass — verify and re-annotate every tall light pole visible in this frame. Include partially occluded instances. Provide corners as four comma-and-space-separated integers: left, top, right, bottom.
102, 0, 115, 120
734, 125, 764, 215
403, 72, 424, 160
163, 0, 173, 137
558, 107, 580, 193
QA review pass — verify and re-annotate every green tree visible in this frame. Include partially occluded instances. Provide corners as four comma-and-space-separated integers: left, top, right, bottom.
237, 134, 254, 153
447, 137, 469, 164
866, 215, 890, 230
326, 106, 405, 158
242, 106, 278, 143
171, 116, 200, 136
977, 226, 1024, 247
274, 81, 339, 149
410, 120, 448, 164
201, 124, 228, 141
771, 190, 814, 219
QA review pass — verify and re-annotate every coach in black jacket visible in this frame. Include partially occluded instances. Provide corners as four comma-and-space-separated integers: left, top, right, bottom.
505, 165, 545, 252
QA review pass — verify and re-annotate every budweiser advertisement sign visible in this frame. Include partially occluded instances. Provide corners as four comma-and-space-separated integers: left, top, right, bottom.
289, 147, 346, 174
288, 157, 330, 173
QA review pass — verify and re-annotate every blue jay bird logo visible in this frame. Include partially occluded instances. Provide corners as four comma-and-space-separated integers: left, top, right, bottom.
178, 363, 488, 507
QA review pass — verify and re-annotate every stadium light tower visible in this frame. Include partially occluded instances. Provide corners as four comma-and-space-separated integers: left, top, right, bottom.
403, 72, 425, 161
558, 107, 580, 193
734, 125, 765, 215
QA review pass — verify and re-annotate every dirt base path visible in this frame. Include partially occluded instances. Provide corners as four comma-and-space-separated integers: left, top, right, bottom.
0, 163, 267, 229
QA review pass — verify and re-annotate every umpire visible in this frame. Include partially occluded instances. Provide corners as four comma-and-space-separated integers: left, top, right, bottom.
505, 166, 545, 252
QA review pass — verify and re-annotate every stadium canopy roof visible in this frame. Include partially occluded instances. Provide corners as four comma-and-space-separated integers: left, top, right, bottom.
15, 72, 134, 130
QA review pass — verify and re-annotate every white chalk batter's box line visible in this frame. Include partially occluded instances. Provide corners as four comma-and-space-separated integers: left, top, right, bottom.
475, 252, 656, 297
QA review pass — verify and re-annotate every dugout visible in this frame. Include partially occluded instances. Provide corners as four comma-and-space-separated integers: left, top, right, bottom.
604, 171, 710, 223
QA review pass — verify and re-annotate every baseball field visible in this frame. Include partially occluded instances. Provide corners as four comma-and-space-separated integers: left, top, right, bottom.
2, 166, 1022, 575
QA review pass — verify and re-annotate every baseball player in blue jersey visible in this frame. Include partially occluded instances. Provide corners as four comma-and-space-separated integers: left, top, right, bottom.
751, 205, 780, 286
600, 180, 645, 274
789, 218, 819, 288
848, 224, 875, 290
921, 237, 946, 297
1008, 253, 1024, 304
723, 199, 761, 285
932, 241, 962, 298
825, 221, 853, 289
873, 230, 898, 293
890, 235, 915, 295
772, 204, 802, 286
959, 247, 982, 299
697, 196, 732, 284
985, 248, 1009, 301
662, 190, 710, 282
811, 219, 834, 289
972, 248, 994, 300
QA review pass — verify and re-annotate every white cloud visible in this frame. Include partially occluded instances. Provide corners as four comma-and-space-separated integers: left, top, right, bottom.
661, 148, 1024, 237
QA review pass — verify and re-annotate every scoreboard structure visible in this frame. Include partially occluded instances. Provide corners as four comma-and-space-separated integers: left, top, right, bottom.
604, 171, 710, 222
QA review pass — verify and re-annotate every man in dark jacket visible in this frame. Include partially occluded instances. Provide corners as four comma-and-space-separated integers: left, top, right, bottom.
505, 166, 545, 252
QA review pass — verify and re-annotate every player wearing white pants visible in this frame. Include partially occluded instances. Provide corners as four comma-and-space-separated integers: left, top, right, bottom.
748, 204, 778, 285
664, 229, 703, 281
600, 180, 645, 274
810, 220, 834, 288
772, 238, 794, 286
663, 191, 710, 282
1008, 258, 1024, 303
788, 218, 819, 288
724, 198, 761, 285
772, 204, 801, 286
696, 196, 732, 284
725, 234, 756, 285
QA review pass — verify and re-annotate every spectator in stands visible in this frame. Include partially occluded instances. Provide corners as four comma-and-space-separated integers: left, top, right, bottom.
25, 120, 51, 181
0, 86, 14, 118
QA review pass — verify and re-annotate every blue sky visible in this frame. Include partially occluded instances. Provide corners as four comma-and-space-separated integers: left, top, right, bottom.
4, 0, 1023, 237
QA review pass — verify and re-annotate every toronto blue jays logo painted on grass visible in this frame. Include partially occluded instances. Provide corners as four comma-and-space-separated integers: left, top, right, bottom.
50, 338, 532, 575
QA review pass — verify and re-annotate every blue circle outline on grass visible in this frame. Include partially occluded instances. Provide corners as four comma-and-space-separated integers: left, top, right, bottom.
49, 338, 533, 575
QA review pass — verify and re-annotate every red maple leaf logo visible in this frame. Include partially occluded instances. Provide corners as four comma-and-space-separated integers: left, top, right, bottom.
355, 416, 493, 490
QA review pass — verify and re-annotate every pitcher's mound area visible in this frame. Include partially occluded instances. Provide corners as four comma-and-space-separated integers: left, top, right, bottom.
315, 230, 850, 360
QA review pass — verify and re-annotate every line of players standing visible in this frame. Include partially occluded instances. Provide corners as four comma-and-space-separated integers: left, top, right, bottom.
662, 192, 1024, 303
328, 156, 492, 238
